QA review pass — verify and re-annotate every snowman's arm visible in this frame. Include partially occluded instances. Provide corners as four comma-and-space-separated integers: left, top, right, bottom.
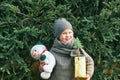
43, 52, 56, 72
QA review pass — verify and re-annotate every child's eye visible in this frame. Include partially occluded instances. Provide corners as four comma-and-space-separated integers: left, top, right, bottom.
69, 31, 73, 34
62, 32, 66, 35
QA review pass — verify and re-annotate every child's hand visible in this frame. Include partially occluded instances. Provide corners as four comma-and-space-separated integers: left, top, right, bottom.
39, 62, 45, 72
86, 74, 90, 80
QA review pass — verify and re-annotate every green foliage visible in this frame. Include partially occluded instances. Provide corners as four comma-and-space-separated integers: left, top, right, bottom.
55, 0, 100, 17
0, 0, 120, 80
0, 0, 78, 80
74, 0, 120, 79
73, 37, 83, 49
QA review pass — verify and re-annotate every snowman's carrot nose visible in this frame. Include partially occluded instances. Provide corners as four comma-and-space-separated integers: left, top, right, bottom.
33, 52, 36, 56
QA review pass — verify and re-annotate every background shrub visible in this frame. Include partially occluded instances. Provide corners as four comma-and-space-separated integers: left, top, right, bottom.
0, 0, 120, 80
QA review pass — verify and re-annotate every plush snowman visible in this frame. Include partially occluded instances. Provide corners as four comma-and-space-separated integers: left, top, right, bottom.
30, 42, 56, 79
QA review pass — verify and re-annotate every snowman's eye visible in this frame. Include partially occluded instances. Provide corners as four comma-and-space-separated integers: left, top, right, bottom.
35, 50, 37, 52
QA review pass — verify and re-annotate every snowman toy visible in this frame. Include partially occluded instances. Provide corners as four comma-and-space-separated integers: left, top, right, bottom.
30, 42, 56, 79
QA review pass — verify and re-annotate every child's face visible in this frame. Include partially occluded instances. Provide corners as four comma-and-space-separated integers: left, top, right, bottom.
59, 29, 74, 43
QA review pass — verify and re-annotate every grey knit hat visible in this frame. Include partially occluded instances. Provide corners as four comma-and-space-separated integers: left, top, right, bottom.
54, 18, 73, 38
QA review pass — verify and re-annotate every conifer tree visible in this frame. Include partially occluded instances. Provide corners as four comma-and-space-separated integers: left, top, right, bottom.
73, 37, 83, 56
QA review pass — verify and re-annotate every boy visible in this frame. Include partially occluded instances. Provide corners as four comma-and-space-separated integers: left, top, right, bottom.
40, 18, 94, 80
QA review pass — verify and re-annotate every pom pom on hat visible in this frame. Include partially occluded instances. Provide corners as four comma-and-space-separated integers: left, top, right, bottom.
36, 41, 42, 45
35, 41, 47, 50
54, 18, 73, 38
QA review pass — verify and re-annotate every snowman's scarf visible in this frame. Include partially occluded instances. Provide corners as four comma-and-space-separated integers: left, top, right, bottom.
50, 38, 75, 56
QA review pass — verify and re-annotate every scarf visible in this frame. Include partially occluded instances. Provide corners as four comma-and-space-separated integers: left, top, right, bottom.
50, 38, 75, 56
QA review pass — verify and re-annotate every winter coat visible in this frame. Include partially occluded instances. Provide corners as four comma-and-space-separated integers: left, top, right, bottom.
49, 38, 94, 80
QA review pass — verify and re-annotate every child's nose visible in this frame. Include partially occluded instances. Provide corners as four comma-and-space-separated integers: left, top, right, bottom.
66, 33, 70, 37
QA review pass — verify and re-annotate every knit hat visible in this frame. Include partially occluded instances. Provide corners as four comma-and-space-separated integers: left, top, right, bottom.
54, 18, 73, 38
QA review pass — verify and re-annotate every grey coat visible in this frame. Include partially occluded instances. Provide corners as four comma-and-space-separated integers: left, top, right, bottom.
48, 39, 94, 80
